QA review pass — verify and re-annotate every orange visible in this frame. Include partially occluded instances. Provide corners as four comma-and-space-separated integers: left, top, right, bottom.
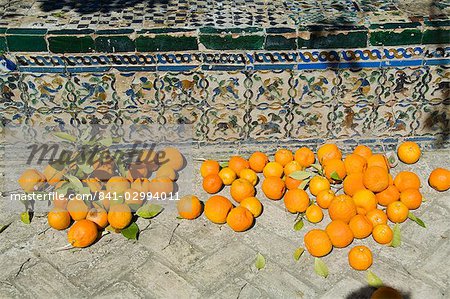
263, 161, 284, 178
376, 185, 400, 206
348, 246, 372, 271
386, 201, 409, 223
239, 168, 258, 186
274, 148, 293, 166
370, 287, 403, 299
306, 204, 323, 223
323, 158, 347, 183
328, 194, 357, 223
343, 172, 366, 196
131, 178, 151, 193
363, 166, 389, 192
202, 174, 223, 194
226, 206, 254, 232
309, 176, 330, 196
284, 189, 309, 213
200, 160, 220, 178
372, 224, 393, 244
53, 197, 69, 209
284, 160, 302, 177
366, 209, 388, 227
317, 144, 342, 165
67, 220, 98, 248
219, 167, 237, 185
316, 189, 335, 209
349, 215, 373, 239
352, 189, 377, 215
285, 175, 302, 190
67, 199, 89, 221
126, 162, 149, 181
353, 145, 372, 160
177, 195, 203, 220
397, 141, 421, 164
106, 176, 130, 194
124, 188, 145, 209
230, 178, 255, 203
43, 164, 66, 186
240, 197, 263, 217
84, 177, 102, 193
156, 164, 177, 181
388, 173, 394, 185
428, 168, 450, 191
47, 208, 71, 230
18, 169, 45, 192
228, 156, 249, 176
107, 203, 132, 229
249, 151, 269, 173
367, 154, 390, 171
204, 195, 233, 224
399, 188, 422, 210
394, 171, 421, 192
148, 177, 174, 195
304, 229, 333, 257
86, 207, 109, 228
325, 220, 354, 248
162, 147, 184, 171
344, 154, 367, 174
262, 176, 286, 200
295, 147, 315, 168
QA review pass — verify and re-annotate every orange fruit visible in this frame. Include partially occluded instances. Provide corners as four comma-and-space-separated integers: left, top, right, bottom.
376, 185, 400, 206
353, 145, 372, 160
366, 209, 388, 227
399, 188, 422, 210
204, 195, 233, 224
43, 164, 66, 186
428, 168, 450, 191
309, 176, 330, 196
177, 195, 203, 220
285, 175, 302, 190
202, 174, 223, 194
148, 177, 174, 195
131, 178, 151, 193
428, 168, 450, 192
53, 197, 69, 209
325, 220, 354, 248
230, 178, 255, 203
262, 176, 286, 200
367, 154, 390, 171
306, 204, 323, 223
239, 168, 258, 186
67, 199, 89, 221
349, 215, 373, 239
162, 147, 184, 171
47, 208, 71, 230
240, 197, 263, 217
249, 151, 269, 173
125, 162, 150, 181
316, 189, 335, 209
397, 141, 421, 164
284, 160, 302, 177
228, 156, 249, 176
386, 201, 409, 223
84, 177, 102, 193
106, 176, 130, 194
263, 161, 284, 178
86, 207, 109, 228
124, 188, 145, 209
317, 143, 342, 165
323, 158, 347, 183
348, 245, 372, 271
372, 224, 393, 244
226, 206, 254, 232
107, 203, 132, 229
328, 194, 357, 223
295, 147, 315, 168
394, 171, 421, 192
18, 169, 46, 192
363, 166, 389, 192
67, 220, 98, 248
388, 173, 394, 185
344, 154, 367, 174
352, 189, 377, 215
304, 229, 332, 257
274, 148, 293, 166
284, 189, 309, 213
156, 164, 177, 181
219, 167, 237, 185
370, 286, 403, 299
343, 172, 366, 196
200, 160, 220, 178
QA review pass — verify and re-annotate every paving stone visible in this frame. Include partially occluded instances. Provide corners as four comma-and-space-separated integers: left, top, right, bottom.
414, 240, 450, 290
94, 281, 147, 299
319, 277, 368, 299
208, 278, 263, 299
0, 282, 23, 299
0, 247, 36, 281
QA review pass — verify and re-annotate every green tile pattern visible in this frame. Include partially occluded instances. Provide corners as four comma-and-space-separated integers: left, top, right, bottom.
369, 29, 423, 46
298, 31, 367, 49
265, 35, 297, 50
422, 30, 450, 44
6, 35, 47, 52
95, 36, 135, 53
200, 35, 264, 50
136, 35, 198, 52
48, 36, 95, 53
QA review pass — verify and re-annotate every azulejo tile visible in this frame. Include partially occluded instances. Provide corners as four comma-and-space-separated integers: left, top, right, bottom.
248, 102, 291, 141
339, 68, 382, 105
329, 102, 373, 139
116, 72, 159, 110
295, 69, 338, 106
204, 105, 247, 142
158, 71, 204, 107
291, 103, 331, 140
203, 71, 245, 107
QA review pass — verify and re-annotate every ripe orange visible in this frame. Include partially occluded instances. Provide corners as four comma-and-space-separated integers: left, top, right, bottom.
326, 220, 354, 248
131, 178, 151, 193
323, 158, 347, 183
239, 168, 258, 186
107, 203, 132, 229
162, 147, 184, 171
67, 199, 89, 221
53, 197, 69, 209
367, 154, 390, 171
263, 161, 284, 178
349, 215, 373, 239
316, 189, 335, 209
200, 160, 220, 178
84, 177, 102, 193
306, 204, 323, 223
204, 195, 233, 224
249, 151, 269, 173
177, 195, 203, 220
366, 209, 388, 227
348, 246, 373, 271
352, 189, 377, 215
86, 207, 109, 228
228, 156, 249, 176
304, 229, 333, 257
230, 178, 255, 203
394, 171, 421, 192
156, 164, 177, 181
309, 176, 330, 196
376, 185, 400, 206
343, 172, 366, 196
106, 176, 130, 194
202, 174, 223, 194
294, 147, 315, 168
262, 176, 286, 200
428, 168, 450, 191
240, 197, 263, 217
226, 206, 254, 232
353, 145, 372, 160
388, 173, 394, 185
397, 141, 421, 164
344, 154, 367, 174
148, 177, 174, 195
285, 175, 302, 190
18, 169, 46, 192
126, 162, 150, 181
43, 164, 66, 186
328, 195, 357, 223
219, 167, 237, 185
275, 149, 293, 166
67, 219, 98, 248
284, 160, 302, 177
372, 224, 393, 244
363, 166, 389, 192
317, 144, 342, 165
124, 188, 145, 209
47, 208, 71, 230
370, 287, 403, 299
386, 201, 409, 223
284, 189, 310, 213
399, 188, 422, 210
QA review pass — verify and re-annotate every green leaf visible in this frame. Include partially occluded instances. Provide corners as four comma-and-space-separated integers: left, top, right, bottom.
98, 137, 113, 147
408, 212, 426, 228
78, 164, 94, 174
53, 132, 77, 143
0, 222, 12, 234
255, 253, 266, 270
293, 247, 304, 261
330, 171, 342, 181
55, 182, 73, 196
79, 187, 91, 195
299, 178, 310, 190
65, 175, 83, 191
310, 163, 322, 171
289, 171, 313, 181
367, 270, 383, 287
294, 219, 304, 231
121, 222, 139, 240
314, 258, 329, 278
20, 211, 31, 224
220, 162, 229, 168
390, 224, 401, 247
136, 204, 164, 219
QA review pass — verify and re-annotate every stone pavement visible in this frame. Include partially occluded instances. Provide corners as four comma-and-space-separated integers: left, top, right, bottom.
0, 149, 449, 299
